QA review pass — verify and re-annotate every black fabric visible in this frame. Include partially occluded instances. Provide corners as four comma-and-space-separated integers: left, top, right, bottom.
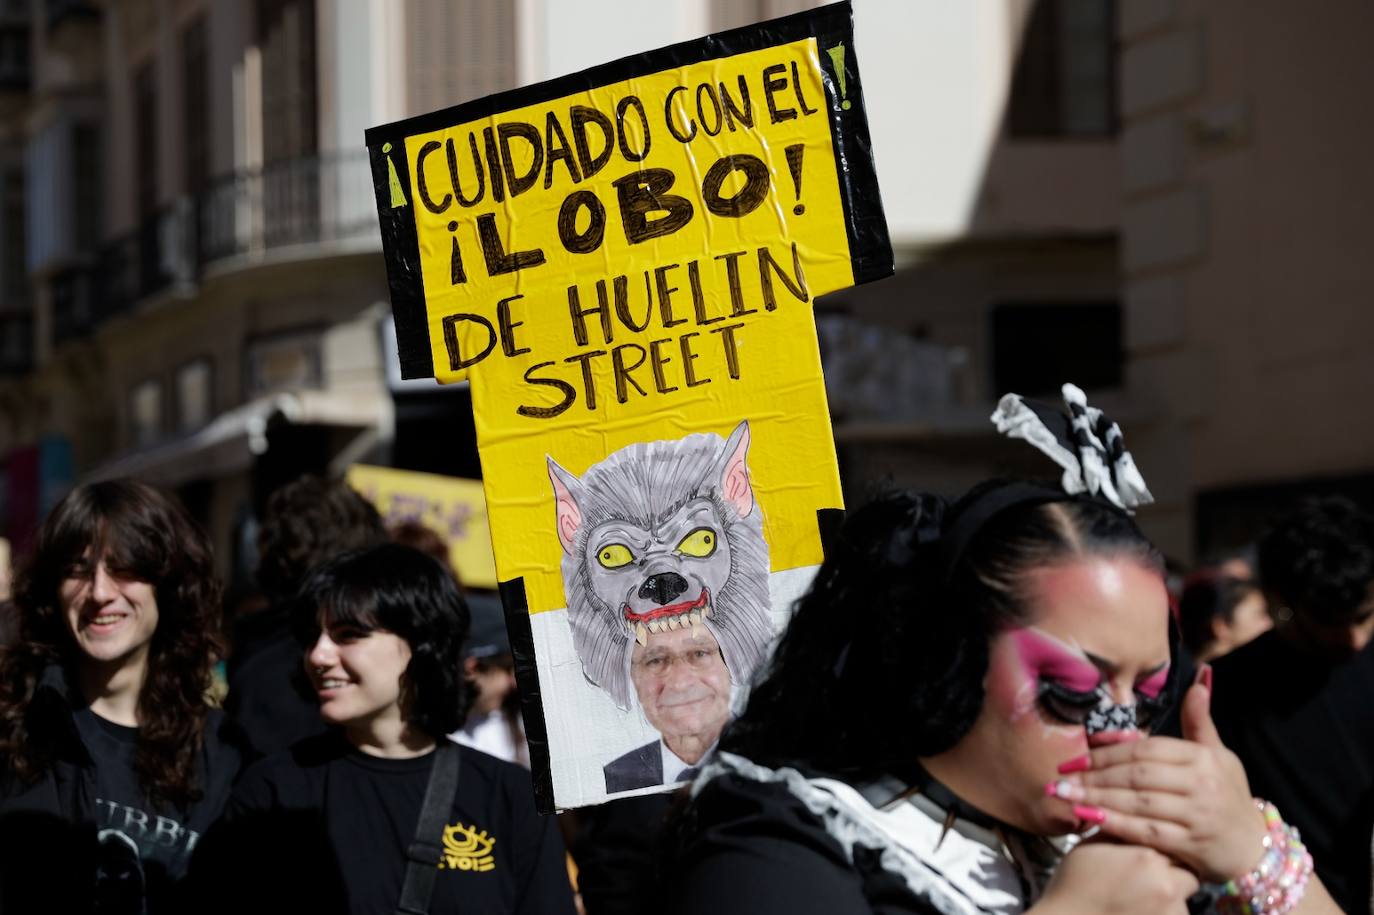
602, 741, 663, 794
398, 741, 461, 915
195, 734, 575, 915
224, 610, 327, 760
570, 794, 675, 915
0, 666, 242, 915
662, 773, 937, 915
1211, 629, 1374, 914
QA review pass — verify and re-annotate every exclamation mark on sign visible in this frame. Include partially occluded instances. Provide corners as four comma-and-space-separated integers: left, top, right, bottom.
383, 142, 408, 209
826, 43, 851, 110
785, 144, 805, 215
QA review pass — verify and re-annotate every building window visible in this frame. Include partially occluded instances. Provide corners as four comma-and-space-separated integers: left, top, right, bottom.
259, 0, 317, 164
712, 0, 817, 30
71, 123, 101, 253
1007, 0, 1117, 139
990, 301, 1122, 396
130, 378, 164, 448
245, 329, 321, 398
406, 0, 516, 114
133, 61, 157, 217
182, 16, 209, 195
175, 358, 213, 433
0, 166, 25, 309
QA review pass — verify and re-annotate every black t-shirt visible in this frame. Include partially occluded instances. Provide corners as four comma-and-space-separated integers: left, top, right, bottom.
1211, 629, 1374, 914
197, 734, 576, 915
69, 708, 234, 914
225, 613, 327, 760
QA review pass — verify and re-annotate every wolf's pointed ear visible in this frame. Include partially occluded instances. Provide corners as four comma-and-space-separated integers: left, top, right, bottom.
547, 457, 584, 555
715, 421, 754, 519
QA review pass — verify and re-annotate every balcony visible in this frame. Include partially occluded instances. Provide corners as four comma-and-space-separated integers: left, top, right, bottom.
52, 151, 375, 342
198, 151, 377, 265
97, 201, 196, 320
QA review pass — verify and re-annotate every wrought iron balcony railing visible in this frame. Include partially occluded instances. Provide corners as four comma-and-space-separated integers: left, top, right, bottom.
198, 151, 377, 264
52, 150, 376, 344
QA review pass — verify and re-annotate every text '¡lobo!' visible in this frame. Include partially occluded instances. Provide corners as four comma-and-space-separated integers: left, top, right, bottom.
413, 61, 820, 287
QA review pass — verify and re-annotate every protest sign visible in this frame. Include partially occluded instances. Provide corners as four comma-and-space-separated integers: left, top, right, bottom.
366, 1, 891, 812
346, 464, 498, 589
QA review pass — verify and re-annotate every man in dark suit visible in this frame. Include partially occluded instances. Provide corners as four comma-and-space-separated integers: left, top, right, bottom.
603, 624, 732, 793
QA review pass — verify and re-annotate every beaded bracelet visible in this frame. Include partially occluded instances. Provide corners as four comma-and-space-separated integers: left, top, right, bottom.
1214, 799, 1313, 915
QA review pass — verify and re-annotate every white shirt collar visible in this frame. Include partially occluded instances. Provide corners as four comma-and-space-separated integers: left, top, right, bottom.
660, 739, 715, 784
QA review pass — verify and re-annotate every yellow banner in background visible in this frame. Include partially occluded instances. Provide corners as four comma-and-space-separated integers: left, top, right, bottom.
346, 464, 498, 589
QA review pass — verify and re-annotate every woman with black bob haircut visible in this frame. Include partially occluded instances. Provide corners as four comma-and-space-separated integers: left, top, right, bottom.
0, 479, 240, 914
200, 543, 576, 915
666, 386, 1341, 915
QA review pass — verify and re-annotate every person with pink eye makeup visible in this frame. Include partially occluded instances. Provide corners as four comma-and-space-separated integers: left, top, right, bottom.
662, 385, 1342, 915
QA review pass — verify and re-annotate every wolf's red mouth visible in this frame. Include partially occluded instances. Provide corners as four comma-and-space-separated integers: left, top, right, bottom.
622, 589, 710, 623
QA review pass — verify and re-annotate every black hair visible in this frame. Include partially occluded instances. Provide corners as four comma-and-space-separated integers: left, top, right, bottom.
720, 481, 1166, 781
1258, 496, 1374, 625
1178, 571, 1258, 657
294, 543, 471, 737
257, 475, 388, 606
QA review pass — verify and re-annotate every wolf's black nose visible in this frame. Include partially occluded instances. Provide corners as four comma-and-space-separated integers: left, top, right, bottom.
639, 572, 689, 606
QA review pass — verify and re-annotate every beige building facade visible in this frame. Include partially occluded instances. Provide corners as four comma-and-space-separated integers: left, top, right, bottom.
0, 0, 1368, 572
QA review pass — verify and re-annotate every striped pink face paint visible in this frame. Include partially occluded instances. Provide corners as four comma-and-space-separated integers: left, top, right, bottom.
1136, 664, 1170, 700
1010, 629, 1101, 693
1001, 626, 1172, 735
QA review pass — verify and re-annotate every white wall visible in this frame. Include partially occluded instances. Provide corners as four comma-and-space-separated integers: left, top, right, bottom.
524, 0, 1017, 248
851, 0, 1017, 246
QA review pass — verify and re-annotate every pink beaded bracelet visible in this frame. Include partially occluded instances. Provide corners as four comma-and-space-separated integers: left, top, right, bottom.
1215, 800, 1313, 915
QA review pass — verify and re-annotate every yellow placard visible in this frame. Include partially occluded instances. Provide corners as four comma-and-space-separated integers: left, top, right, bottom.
379, 39, 874, 613
367, 1, 891, 811
346, 464, 498, 589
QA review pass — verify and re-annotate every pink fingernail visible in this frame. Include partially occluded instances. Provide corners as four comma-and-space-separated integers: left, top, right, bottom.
1073, 804, 1107, 825
1198, 664, 1213, 692
1057, 754, 1091, 774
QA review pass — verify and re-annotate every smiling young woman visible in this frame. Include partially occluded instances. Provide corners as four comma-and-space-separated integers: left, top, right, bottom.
196, 544, 576, 915
0, 480, 240, 914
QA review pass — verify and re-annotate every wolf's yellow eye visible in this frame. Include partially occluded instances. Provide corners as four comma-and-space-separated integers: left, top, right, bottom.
676, 528, 718, 558
597, 544, 634, 569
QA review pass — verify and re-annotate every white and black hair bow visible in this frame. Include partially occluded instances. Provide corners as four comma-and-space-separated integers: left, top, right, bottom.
991, 383, 1153, 513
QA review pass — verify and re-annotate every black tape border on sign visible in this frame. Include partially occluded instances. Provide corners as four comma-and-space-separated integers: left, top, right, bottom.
817, 506, 845, 555
498, 576, 558, 814
365, 0, 892, 380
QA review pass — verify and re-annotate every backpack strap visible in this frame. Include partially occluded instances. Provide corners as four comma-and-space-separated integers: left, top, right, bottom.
396, 741, 461, 915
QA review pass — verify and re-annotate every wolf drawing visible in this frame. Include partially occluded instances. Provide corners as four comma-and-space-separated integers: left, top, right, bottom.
546, 421, 771, 710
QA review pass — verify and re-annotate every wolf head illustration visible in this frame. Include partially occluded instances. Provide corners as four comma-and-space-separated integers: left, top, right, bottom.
547, 422, 771, 710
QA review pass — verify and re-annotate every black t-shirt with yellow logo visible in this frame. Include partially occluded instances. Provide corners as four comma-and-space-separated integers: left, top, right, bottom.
195, 734, 575, 915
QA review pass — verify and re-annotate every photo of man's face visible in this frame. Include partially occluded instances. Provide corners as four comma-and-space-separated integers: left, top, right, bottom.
630, 625, 731, 761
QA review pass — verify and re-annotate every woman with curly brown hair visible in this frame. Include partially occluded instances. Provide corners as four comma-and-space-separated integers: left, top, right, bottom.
0, 479, 242, 915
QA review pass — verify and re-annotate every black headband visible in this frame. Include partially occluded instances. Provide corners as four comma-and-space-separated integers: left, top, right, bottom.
938, 481, 1075, 582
